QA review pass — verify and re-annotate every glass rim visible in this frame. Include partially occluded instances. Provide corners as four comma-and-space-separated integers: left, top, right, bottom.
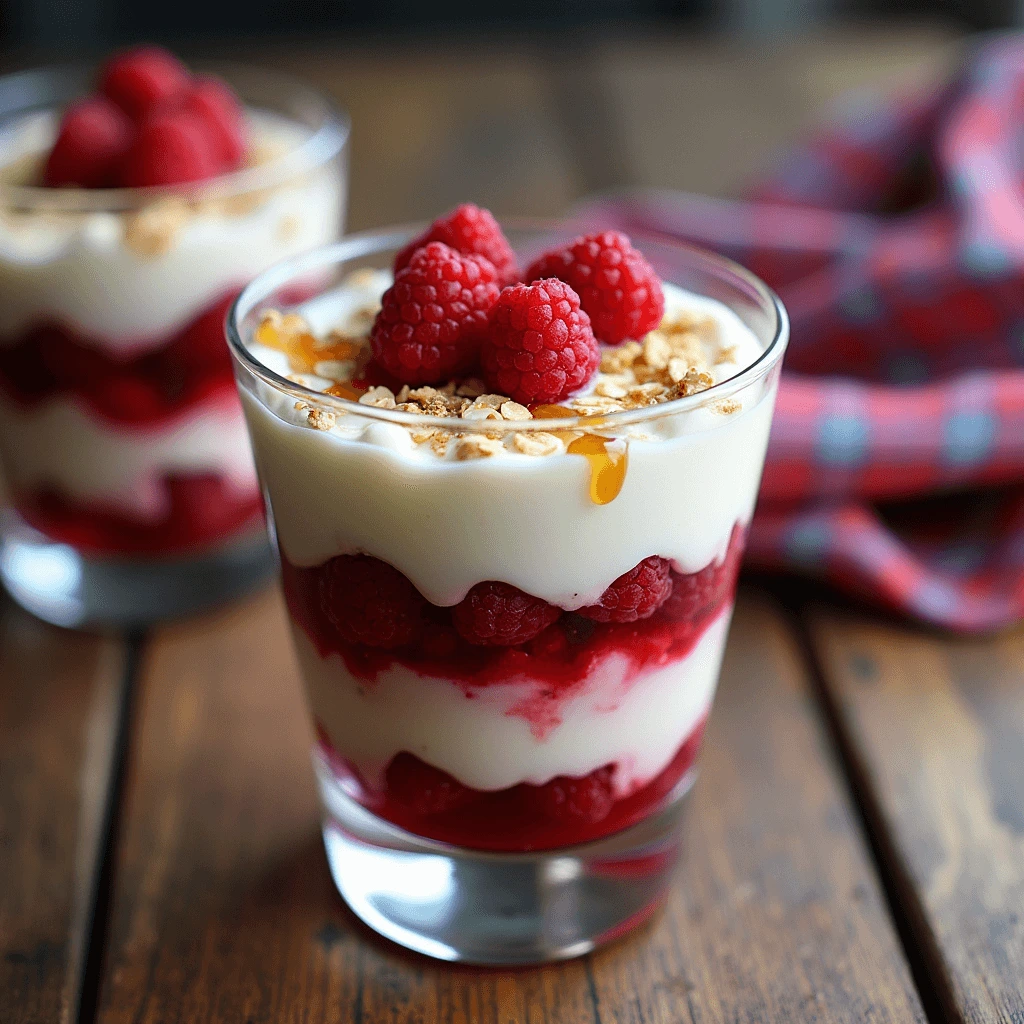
227, 219, 790, 433
0, 61, 350, 212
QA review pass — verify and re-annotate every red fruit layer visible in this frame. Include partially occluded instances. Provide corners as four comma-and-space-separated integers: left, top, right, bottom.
0, 291, 238, 425
317, 716, 707, 852
14, 473, 262, 556
284, 524, 743, 700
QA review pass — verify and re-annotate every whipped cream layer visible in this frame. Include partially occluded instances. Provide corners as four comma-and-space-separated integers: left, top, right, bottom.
0, 390, 257, 517
242, 281, 775, 608
304, 606, 729, 794
0, 111, 344, 349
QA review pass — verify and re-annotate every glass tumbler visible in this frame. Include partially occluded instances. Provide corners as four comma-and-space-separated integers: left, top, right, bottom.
0, 63, 348, 626
228, 224, 789, 963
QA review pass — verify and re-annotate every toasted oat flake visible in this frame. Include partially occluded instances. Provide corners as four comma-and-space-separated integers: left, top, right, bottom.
456, 378, 488, 398
513, 431, 562, 456
359, 386, 397, 409
453, 435, 504, 460
666, 357, 691, 383
462, 404, 502, 421
572, 396, 624, 415
499, 401, 532, 421
716, 344, 739, 364
642, 332, 673, 369
314, 360, 354, 380
595, 379, 628, 399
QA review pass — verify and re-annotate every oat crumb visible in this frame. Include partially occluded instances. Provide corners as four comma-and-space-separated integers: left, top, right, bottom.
306, 407, 336, 431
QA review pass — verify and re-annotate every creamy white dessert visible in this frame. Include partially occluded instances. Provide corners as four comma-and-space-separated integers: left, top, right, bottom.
0, 109, 344, 535
239, 272, 777, 802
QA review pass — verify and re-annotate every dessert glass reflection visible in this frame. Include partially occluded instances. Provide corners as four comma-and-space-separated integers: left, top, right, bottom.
0, 58, 348, 625
228, 223, 788, 964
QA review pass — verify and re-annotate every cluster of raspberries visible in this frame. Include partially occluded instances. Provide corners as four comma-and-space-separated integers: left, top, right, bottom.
44, 46, 247, 189
321, 549, 736, 649
369, 204, 666, 405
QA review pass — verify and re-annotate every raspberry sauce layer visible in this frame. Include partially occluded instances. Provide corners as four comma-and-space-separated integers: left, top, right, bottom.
317, 717, 706, 852
285, 528, 741, 851
282, 524, 741, 693
0, 291, 237, 423
15, 474, 263, 555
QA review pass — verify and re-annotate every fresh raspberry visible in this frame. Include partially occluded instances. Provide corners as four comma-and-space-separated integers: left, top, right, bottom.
320, 554, 426, 648
525, 230, 665, 344
452, 581, 561, 647
663, 534, 742, 623
43, 97, 134, 189
177, 77, 246, 169
386, 753, 477, 815
395, 204, 518, 286
118, 107, 222, 187
99, 46, 190, 121
534, 766, 615, 824
579, 556, 672, 623
370, 241, 499, 385
480, 278, 599, 405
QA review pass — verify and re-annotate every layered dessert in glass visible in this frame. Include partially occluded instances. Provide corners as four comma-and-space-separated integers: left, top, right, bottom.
229, 208, 788, 963
0, 47, 347, 624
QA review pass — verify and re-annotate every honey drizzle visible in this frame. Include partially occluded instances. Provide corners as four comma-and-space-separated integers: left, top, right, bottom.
255, 318, 363, 375
531, 405, 628, 505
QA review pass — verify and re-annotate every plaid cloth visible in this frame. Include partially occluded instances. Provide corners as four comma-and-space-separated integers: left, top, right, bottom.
575, 37, 1024, 631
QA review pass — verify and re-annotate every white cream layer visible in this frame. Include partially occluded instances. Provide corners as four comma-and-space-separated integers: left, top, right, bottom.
0, 392, 258, 518
303, 605, 729, 795
0, 112, 344, 349
243, 282, 775, 607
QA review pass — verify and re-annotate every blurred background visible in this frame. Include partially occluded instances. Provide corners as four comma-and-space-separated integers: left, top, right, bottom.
0, 0, 969, 231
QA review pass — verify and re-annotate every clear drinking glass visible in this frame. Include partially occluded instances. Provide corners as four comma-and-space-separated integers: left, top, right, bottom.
228, 224, 789, 963
0, 63, 349, 626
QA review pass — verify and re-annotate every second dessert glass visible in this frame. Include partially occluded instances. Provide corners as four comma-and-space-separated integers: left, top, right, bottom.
0, 61, 348, 626
228, 224, 788, 964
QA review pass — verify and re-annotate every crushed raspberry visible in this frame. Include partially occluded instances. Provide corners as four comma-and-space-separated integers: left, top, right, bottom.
99, 46, 190, 121
43, 97, 133, 189
534, 766, 615, 824
525, 230, 665, 345
395, 204, 518, 286
386, 753, 478, 815
481, 278, 599, 405
452, 580, 561, 647
118, 107, 222, 187
370, 241, 500, 385
177, 77, 246, 169
320, 555, 426, 649
579, 556, 672, 623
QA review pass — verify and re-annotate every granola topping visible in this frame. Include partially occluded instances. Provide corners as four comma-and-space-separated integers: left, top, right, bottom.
249, 277, 760, 461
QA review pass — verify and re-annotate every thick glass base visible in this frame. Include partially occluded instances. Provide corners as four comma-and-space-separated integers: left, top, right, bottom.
0, 508, 274, 627
316, 754, 694, 964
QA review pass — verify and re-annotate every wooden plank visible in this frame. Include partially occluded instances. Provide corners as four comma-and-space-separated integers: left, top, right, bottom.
582, 27, 958, 196
0, 599, 126, 1024
808, 609, 1024, 1023
94, 590, 925, 1023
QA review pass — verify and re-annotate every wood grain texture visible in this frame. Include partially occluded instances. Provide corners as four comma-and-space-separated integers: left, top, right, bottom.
0, 599, 125, 1024
94, 590, 925, 1023
808, 610, 1024, 1023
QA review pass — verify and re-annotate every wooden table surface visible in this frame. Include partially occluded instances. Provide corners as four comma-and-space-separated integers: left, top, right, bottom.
3, 26, 1023, 1024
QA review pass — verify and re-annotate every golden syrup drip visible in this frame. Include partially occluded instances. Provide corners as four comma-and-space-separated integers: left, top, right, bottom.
530, 404, 627, 504
568, 434, 628, 505
255, 318, 362, 375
